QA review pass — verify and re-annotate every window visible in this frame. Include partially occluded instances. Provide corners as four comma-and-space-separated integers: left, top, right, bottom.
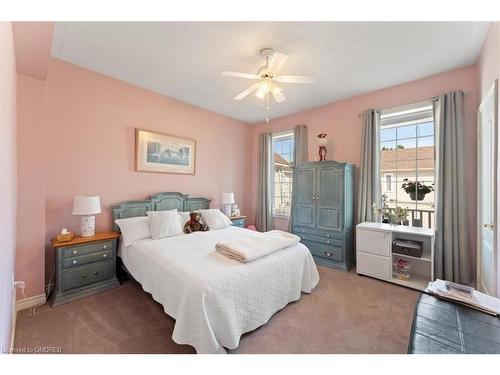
380, 102, 435, 228
272, 131, 294, 217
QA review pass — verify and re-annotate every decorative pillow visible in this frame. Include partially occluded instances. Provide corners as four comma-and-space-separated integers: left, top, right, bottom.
147, 209, 184, 240
178, 211, 191, 226
199, 209, 233, 230
114, 216, 151, 246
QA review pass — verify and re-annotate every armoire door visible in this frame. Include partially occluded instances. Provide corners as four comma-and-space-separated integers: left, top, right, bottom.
293, 166, 316, 228
316, 164, 342, 231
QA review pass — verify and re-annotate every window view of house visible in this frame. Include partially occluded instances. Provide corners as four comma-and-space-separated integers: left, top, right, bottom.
272, 132, 294, 217
380, 104, 435, 228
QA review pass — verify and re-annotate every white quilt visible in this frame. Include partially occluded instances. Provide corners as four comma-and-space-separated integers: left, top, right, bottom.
120, 226, 320, 353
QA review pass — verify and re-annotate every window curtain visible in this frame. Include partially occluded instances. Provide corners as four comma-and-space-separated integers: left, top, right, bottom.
433, 91, 471, 284
288, 125, 308, 232
357, 109, 382, 223
256, 132, 275, 232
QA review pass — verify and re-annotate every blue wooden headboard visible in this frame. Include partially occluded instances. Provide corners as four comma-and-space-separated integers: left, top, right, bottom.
111, 192, 211, 232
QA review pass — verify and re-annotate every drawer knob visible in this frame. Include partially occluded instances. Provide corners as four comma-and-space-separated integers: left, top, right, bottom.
324, 251, 333, 257
72, 250, 78, 255
326, 240, 330, 244
103, 245, 108, 249
81, 273, 87, 278
72, 260, 78, 265
326, 234, 330, 238
93, 271, 99, 276
102, 253, 108, 258
302, 230, 306, 233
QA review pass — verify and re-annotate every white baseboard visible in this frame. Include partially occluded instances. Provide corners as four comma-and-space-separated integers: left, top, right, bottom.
16, 294, 46, 312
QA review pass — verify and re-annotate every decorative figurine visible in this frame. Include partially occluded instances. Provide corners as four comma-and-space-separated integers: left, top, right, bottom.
231, 204, 241, 217
317, 133, 328, 161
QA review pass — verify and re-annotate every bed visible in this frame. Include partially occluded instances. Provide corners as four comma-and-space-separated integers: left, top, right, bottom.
112, 192, 320, 354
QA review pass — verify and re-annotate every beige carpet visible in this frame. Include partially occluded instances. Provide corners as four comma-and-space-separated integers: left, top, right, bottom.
14, 266, 418, 354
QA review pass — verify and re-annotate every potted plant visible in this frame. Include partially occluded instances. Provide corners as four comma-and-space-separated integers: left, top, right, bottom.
372, 203, 409, 225
401, 178, 434, 201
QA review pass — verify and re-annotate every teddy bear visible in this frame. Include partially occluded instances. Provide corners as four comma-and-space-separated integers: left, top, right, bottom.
184, 211, 209, 234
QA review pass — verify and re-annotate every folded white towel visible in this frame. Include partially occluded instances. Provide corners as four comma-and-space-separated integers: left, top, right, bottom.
215, 230, 300, 263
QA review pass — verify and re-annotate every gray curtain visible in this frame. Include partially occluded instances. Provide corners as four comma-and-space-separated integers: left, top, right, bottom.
357, 109, 382, 223
288, 125, 308, 232
256, 132, 275, 232
433, 91, 471, 284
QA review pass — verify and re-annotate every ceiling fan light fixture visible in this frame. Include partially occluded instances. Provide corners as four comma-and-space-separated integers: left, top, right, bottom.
271, 85, 282, 96
260, 79, 271, 93
255, 88, 267, 99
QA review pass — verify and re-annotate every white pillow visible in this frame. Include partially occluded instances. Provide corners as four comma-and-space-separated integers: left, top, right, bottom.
115, 216, 151, 246
199, 209, 232, 230
178, 211, 190, 227
147, 209, 184, 240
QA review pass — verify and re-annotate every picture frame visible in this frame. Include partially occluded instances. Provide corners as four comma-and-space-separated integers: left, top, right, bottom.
135, 129, 196, 175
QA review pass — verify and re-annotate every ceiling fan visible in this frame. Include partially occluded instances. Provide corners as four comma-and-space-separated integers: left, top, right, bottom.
221, 48, 316, 104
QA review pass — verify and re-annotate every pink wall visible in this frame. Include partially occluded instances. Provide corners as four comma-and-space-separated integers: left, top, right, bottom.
249, 65, 479, 270
0, 21, 17, 351
16, 74, 47, 299
477, 22, 500, 296
43, 58, 252, 282
12, 22, 54, 81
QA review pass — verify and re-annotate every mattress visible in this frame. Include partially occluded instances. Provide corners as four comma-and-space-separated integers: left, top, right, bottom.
120, 226, 319, 353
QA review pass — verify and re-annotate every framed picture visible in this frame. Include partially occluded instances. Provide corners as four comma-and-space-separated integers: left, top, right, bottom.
135, 129, 196, 174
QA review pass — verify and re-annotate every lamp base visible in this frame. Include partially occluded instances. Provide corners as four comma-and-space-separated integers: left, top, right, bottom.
80, 215, 96, 237
222, 205, 232, 217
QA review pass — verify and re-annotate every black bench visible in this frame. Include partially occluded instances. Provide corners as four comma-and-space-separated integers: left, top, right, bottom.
408, 293, 500, 353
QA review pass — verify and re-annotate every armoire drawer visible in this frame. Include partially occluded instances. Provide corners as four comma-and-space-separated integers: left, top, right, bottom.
302, 240, 343, 262
293, 226, 343, 241
299, 233, 342, 247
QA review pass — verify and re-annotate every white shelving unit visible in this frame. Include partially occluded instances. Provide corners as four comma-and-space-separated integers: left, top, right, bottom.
356, 222, 434, 291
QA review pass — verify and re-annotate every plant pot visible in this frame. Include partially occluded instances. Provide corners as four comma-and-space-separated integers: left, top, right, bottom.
409, 191, 427, 201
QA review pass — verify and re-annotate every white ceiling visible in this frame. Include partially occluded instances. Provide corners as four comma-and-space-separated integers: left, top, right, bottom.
52, 22, 490, 124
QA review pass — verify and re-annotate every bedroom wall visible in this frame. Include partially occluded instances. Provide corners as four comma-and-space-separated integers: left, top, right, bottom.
0, 21, 18, 352
16, 74, 47, 299
43, 58, 252, 283
477, 22, 500, 296
248, 65, 479, 273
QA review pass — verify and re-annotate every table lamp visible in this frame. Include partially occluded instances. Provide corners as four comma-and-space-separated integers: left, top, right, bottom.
72, 195, 101, 237
220, 192, 235, 217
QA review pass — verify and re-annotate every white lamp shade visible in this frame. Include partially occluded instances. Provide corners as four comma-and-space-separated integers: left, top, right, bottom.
221, 192, 235, 205
72, 195, 101, 216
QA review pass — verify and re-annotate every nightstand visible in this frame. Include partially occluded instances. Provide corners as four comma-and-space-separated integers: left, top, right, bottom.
229, 215, 247, 228
50, 231, 120, 307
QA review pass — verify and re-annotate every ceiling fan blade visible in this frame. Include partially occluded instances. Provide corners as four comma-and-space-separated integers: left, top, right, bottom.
221, 71, 259, 80
276, 75, 316, 84
272, 90, 286, 103
234, 83, 260, 100
267, 52, 288, 73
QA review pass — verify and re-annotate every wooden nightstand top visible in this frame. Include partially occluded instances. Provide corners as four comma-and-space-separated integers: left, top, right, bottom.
51, 231, 120, 248
229, 215, 247, 220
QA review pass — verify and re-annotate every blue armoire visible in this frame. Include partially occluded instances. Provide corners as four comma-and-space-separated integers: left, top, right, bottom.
292, 160, 355, 271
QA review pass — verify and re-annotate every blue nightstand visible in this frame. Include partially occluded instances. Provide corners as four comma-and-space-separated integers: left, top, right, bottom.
229, 216, 246, 228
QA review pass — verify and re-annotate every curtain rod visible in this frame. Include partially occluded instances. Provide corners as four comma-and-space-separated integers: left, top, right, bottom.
357, 90, 465, 118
